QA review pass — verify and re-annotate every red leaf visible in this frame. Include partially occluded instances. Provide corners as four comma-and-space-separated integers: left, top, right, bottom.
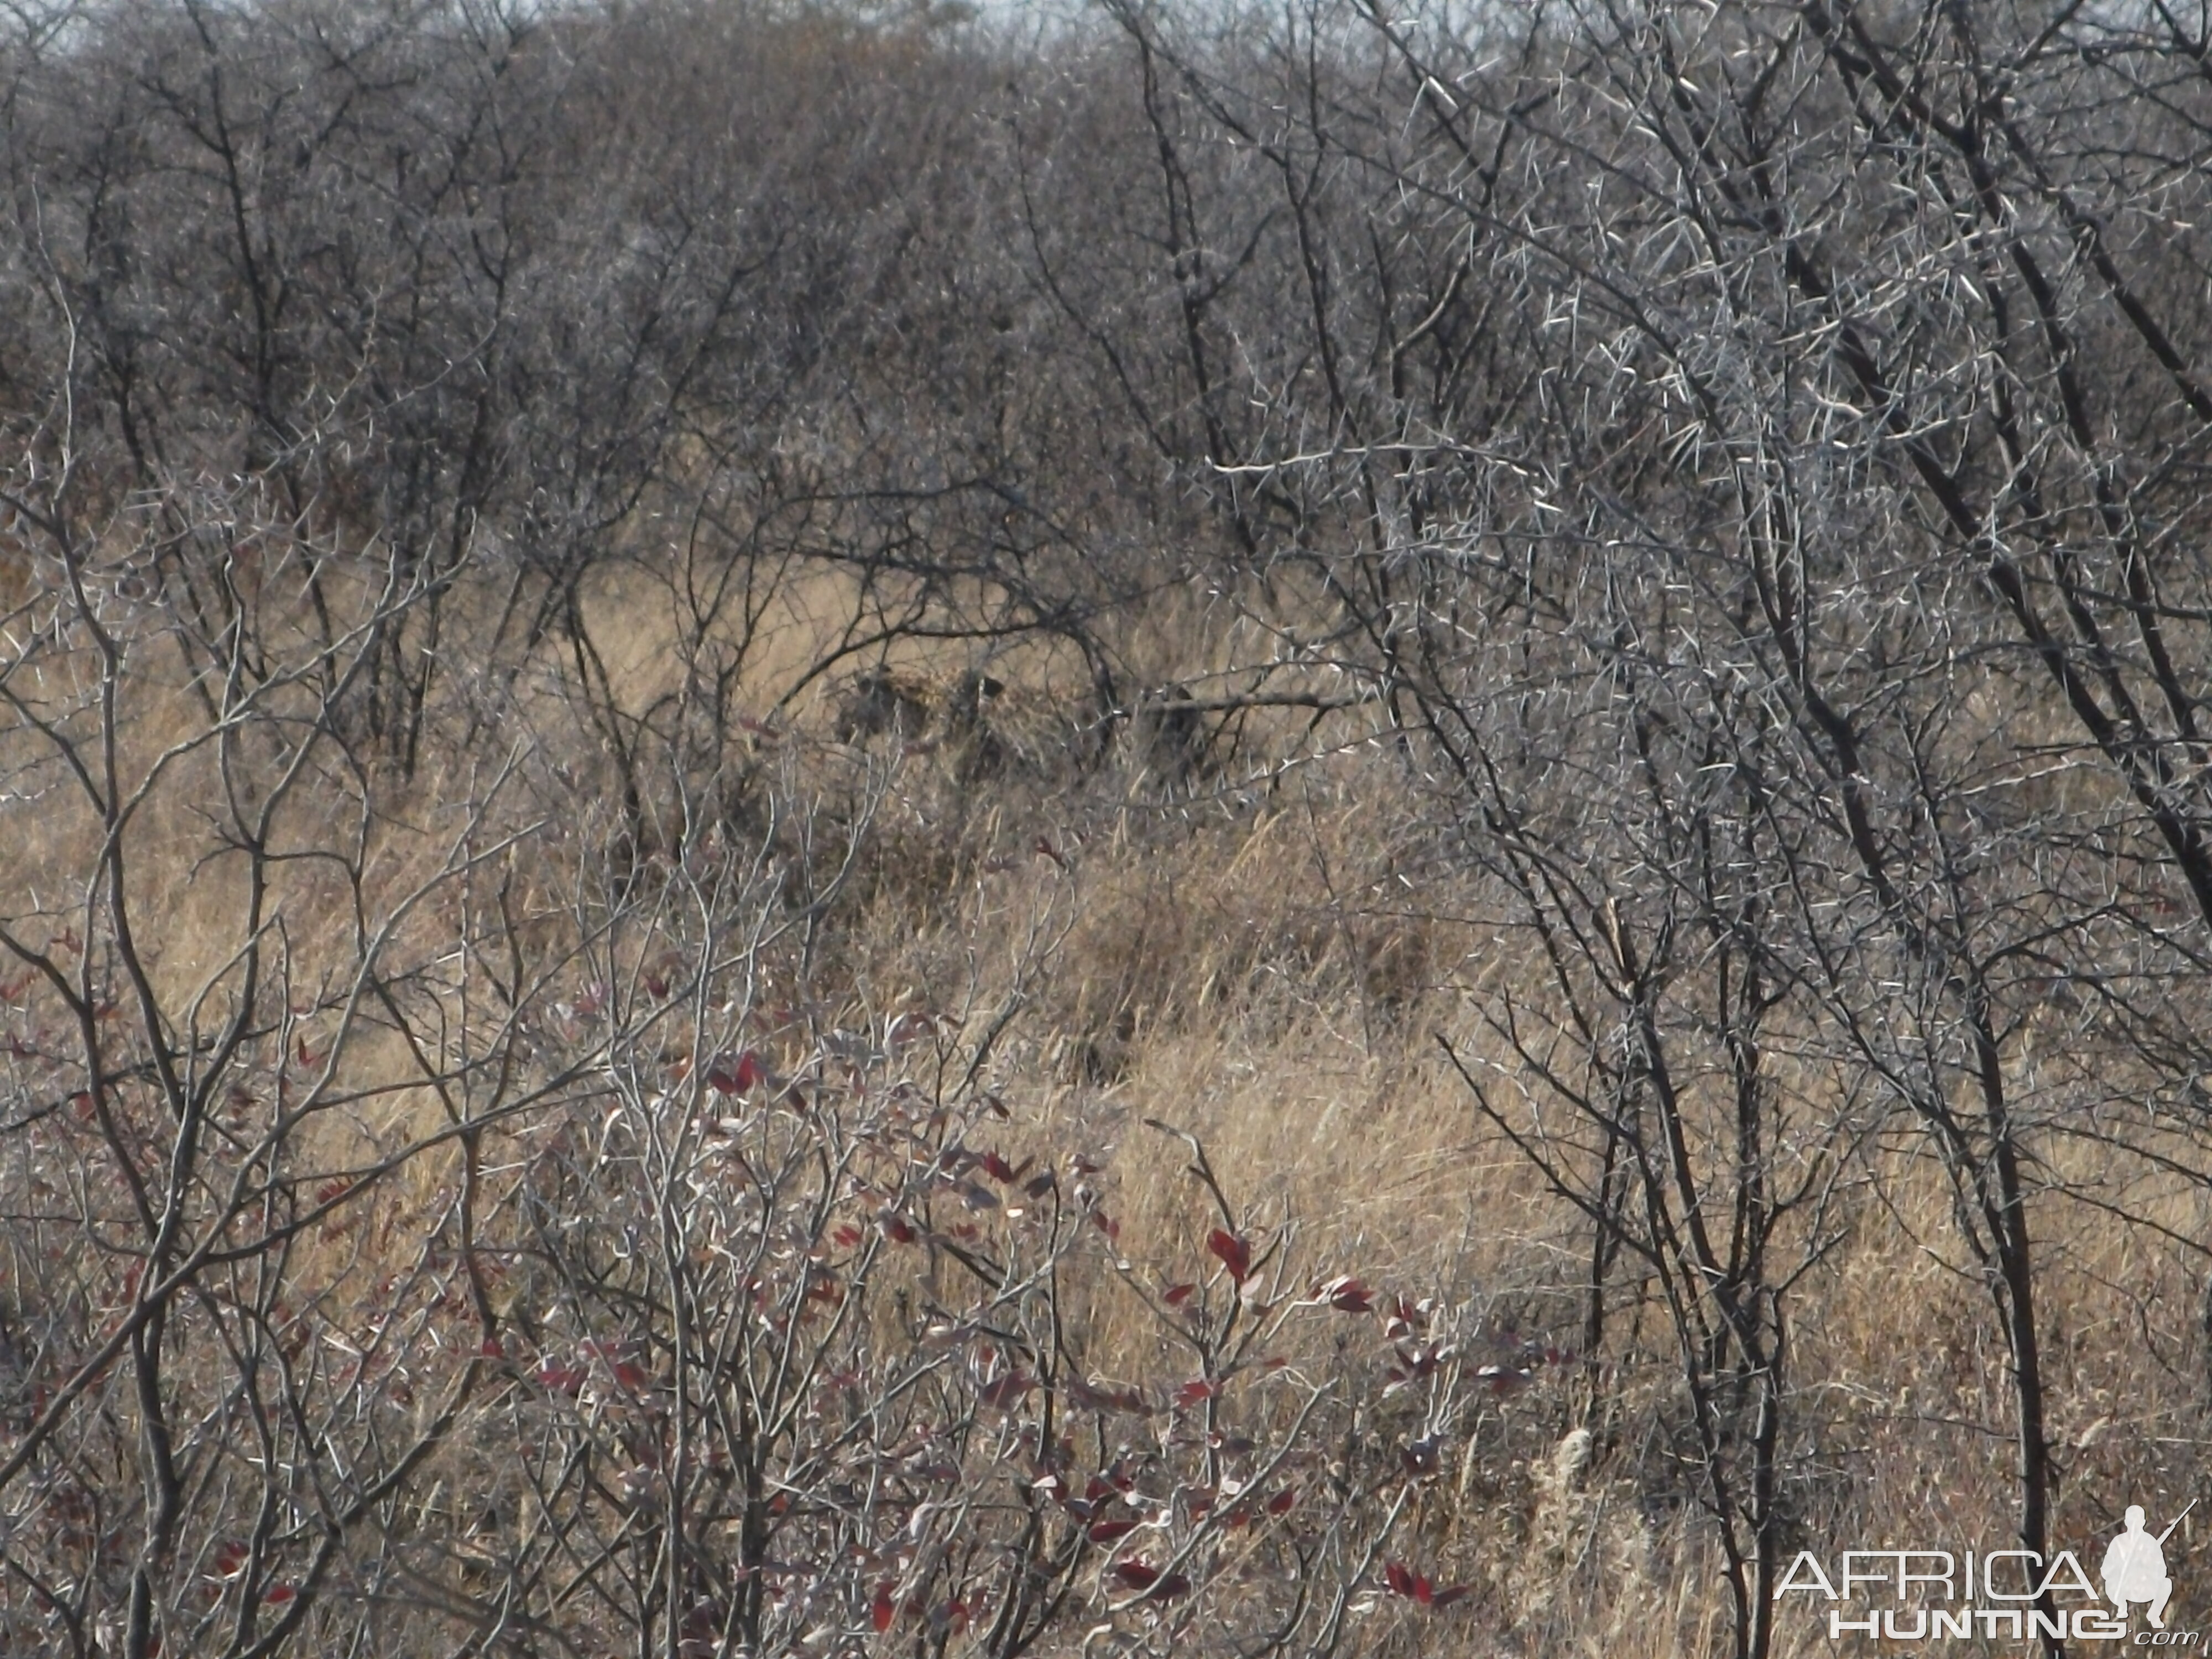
478, 1337, 505, 1359
613, 1361, 649, 1391
1162, 1282, 1197, 1306
263, 1585, 296, 1606
872, 1583, 896, 1632
979, 1371, 1035, 1409
1111, 1560, 1159, 1590
1092, 1209, 1120, 1243
1150, 1572, 1192, 1600
707, 1051, 766, 1095
1321, 1275, 1374, 1313
1087, 1519, 1138, 1545
1382, 1562, 1464, 1608
831, 1224, 863, 1249
1206, 1229, 1252, 1284
536, 1362, 586, 1394
1173, 1379, 1219, 1410
1266, 1488, 1298, 1516
981, 1151, 1018, 1183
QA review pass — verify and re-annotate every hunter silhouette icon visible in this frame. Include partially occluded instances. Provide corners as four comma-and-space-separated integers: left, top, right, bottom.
2104, 1501, 2193, 1629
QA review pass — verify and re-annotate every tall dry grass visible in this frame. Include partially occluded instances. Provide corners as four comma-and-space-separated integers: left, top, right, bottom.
5, 547, 2205, 1656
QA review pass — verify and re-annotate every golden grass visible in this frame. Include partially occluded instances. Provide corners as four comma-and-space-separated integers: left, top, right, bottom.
6, 548, 2207, 1655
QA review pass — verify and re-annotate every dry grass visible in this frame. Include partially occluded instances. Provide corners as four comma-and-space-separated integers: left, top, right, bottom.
6, 551, 2207, 1656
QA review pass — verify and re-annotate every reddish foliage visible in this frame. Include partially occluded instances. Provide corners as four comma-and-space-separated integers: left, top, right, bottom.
1319, 1275, 1374, 1312
1384, 1562, 1470, 1608
1206, 1229, 1252, 1283
706, 1051, 766, 1095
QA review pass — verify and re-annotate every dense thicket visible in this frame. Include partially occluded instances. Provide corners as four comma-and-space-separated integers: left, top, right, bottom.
4, 0, 2212, 1655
